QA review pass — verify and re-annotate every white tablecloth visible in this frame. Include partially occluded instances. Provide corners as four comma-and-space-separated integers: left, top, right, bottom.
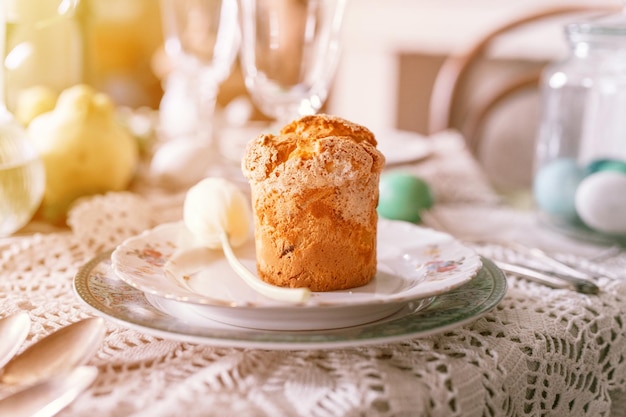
1, 131, 625, 416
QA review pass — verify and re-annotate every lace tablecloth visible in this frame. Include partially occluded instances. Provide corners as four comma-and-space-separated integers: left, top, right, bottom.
1, 131, 626, 417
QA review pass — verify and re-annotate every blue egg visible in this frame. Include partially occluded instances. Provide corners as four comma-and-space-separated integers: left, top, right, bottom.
586, 159, 626, 175
533, 158, 585, 219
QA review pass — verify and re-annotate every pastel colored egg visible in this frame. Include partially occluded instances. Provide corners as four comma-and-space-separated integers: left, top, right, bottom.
575, 171, 626, 234
533, 158, 585, 220
586, 159, 626, 175
378, 172, 434, 223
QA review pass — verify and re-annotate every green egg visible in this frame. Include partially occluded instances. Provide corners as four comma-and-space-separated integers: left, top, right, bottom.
377, 172, 434, 223
586, 159, 626, 175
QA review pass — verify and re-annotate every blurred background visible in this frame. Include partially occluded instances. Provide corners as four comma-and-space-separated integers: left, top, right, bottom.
5, 0, 616, 119
5, 0, 622, 190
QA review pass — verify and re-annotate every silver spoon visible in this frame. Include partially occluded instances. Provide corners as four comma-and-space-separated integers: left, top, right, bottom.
0, 313, 31, 370
0, 317, 106, 386
0, 366, 98, 417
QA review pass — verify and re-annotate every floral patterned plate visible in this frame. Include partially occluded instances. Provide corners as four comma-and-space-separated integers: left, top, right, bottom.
74, 253, 505, 349
109, 219, 482, 330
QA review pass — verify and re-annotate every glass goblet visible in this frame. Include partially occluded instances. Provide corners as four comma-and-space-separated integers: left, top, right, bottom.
238, 0, 349, 128
158, 0, 240, 178
0, 3, 46, 237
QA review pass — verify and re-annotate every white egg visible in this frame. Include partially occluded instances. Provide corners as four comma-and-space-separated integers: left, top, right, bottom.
575, 171, 626, 234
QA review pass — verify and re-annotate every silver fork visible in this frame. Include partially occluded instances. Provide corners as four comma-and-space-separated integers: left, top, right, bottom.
420, 211, 601, 294
494, 260, 599, 295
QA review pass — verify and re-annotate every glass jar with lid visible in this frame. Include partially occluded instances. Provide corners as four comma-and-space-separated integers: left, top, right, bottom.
534, 11, 626, 245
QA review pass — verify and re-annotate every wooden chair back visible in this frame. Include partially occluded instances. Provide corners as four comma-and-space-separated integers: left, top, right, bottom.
428, 5, 621, 156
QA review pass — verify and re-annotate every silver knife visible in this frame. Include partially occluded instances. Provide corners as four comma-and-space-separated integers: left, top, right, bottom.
0, 366, 98, 417
495, 261, 600, 295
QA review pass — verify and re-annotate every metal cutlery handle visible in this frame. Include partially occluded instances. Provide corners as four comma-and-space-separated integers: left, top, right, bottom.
0, 366, 98, 417
506, 242, 594, 280
495, 261, 599, 295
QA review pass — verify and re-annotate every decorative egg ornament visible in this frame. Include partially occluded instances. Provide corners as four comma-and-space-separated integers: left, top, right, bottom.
575, 171, 626, 234
377, 172, 434, 223
533, 158, 584, 220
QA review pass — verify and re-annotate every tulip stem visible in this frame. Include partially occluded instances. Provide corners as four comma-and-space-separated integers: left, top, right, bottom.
219, 231, 311, 303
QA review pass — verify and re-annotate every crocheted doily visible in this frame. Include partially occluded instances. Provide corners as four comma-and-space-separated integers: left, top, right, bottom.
1, 131, 625, 416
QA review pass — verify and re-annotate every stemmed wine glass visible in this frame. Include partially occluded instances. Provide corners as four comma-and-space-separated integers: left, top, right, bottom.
0, 2, 45, 237
237, 0, 349, 129
157, 0, 240, 179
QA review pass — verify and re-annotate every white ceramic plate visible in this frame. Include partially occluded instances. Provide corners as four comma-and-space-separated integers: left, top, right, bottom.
376, 129, 432, 165
75, 253, 506, 350
110, 219, 482, 330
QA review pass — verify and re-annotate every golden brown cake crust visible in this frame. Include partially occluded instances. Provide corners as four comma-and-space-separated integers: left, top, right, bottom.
280, 114, 378, 147
242, 114, 385, 292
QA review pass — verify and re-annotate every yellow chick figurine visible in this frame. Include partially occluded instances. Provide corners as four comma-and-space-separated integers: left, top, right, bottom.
28, 84, 139, 222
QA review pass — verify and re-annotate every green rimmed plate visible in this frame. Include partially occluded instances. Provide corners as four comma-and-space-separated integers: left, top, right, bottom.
73, 252, 506, 350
